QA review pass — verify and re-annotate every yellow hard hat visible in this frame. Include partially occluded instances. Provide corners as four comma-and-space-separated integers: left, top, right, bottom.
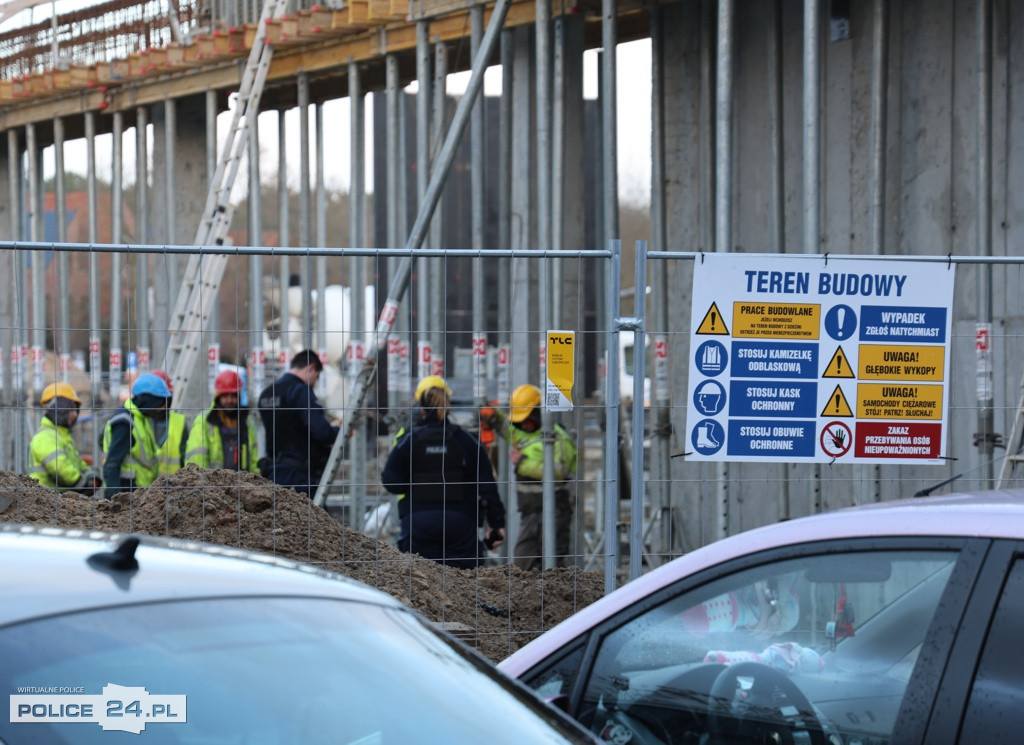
40, 382, 81, 406
414, 375, 451, 403
510, 384, 542, 423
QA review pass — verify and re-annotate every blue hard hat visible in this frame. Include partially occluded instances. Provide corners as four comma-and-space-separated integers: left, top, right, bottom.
132, 373, 172, 399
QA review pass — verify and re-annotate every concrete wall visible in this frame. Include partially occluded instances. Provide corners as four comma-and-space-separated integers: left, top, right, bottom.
662, 0, 1024, 548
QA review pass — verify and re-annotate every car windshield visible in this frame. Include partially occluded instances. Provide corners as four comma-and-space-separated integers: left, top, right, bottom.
535, 549, 956, 745
0, 597, 591, 745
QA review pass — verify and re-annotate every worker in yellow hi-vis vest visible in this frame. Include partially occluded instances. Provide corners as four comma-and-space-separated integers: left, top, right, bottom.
102, 373, 172, 496
186, 370, 259, 472
150, 369, 188, 476
29, 383, 102, 496
483, 384, 578, 570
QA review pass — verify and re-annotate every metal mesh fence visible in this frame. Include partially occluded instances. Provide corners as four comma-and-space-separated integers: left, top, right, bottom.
2, 242, 1024, 653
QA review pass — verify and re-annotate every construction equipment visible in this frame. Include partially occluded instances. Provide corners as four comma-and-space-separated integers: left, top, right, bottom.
997, 369, 1024, 488
312, 0, 513, 506
164, 0, 290, 408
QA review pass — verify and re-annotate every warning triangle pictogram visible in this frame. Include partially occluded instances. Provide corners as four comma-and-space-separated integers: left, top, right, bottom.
821, 384, 854, 417
822, 345, 855, 378
696, 302, 730, 335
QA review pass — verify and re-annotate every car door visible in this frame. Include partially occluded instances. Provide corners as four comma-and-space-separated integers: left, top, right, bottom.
520, 538, 988, 745
918, 539, 1024, 745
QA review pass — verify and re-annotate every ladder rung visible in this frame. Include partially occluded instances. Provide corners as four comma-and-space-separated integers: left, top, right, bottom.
165, 0, 289, 406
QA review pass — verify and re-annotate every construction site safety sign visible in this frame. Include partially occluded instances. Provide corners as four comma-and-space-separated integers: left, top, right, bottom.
545, 331, 575, 412
686, 255, 955, 464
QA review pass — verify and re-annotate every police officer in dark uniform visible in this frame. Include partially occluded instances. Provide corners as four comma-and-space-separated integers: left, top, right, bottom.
257, 349, 339, 497
381, 378, 506, 569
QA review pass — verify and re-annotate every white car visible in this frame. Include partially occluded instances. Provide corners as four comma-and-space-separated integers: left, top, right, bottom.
1, 525, 598, 745
501, 490, 1024, 745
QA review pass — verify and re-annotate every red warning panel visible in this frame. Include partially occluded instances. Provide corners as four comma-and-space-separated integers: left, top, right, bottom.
855, 422, 941, 459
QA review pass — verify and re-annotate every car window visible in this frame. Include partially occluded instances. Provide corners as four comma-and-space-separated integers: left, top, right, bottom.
524, 641, 587, 701
574, 550, 956, 745
958, 557, 1024, 744
0, 597, 594, 745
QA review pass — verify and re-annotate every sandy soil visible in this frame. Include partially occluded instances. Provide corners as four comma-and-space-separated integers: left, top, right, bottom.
0, 466, 603, 662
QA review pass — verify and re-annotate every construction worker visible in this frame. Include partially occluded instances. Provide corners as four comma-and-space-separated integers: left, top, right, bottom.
186, 369, 259, 472
392, 375, 450, 442
149, 369, 188, 476
381, 375, 506, 569
101, 373, 173, 496
257, 349, 339, 497
484, 383, 578, 570
29, 382, 102, 495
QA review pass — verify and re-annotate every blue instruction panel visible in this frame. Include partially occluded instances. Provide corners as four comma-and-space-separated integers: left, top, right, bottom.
729, 381, 818, 418
728, 420, 817, 457
731, 342, 818, 379
860, 306, 947, 342
686, 255, 955, 464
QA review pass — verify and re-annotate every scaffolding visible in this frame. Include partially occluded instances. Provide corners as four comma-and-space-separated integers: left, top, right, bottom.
0, 0, 198, 78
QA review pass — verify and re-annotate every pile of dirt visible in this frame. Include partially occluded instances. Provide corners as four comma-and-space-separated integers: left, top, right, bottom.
0, 466, 603, 662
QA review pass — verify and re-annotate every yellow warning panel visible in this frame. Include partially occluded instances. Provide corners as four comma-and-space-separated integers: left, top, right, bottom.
858, 383, 943, 420
823, 346, 855, 378
821, 385, 854, 417
732, 301, 820, 339
858, 344, 945, 381
696, 302, 730, 335
546, 330, 575, 412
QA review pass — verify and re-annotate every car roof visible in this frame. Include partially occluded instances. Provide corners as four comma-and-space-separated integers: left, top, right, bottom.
0, 523, 404, 627
500, 489, 1024, 675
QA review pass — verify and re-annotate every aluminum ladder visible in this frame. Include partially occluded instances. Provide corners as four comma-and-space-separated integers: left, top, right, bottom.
164, 0, 290, 407
997, 368, 1024, 488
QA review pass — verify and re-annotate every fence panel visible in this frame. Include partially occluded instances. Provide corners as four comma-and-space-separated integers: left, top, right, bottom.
3, 241, 1024, 656
0, 241, 616, 660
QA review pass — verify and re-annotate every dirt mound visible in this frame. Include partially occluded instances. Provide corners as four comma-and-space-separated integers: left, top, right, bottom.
0, 466, 603, 661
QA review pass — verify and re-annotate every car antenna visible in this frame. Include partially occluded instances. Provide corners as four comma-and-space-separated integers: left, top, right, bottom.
913, 473, 963, 498
87, 536, 141, 571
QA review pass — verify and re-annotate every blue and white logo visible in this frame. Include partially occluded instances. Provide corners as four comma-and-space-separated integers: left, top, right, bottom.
824, 304, 857, 340
693, 380, 726, 416
11, 684, 186, 734
695, 340, 728, 377
691, 419, 725, 455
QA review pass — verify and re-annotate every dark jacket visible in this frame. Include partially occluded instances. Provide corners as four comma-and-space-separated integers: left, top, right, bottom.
381, 416, 506, 529
257, 372, 339, 481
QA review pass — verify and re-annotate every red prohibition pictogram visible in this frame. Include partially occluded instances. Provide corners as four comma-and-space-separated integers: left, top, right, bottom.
820, 421, 853, 458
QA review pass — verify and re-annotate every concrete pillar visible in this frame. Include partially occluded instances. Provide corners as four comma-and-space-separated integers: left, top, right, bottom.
662, 1, 708, 552
150, 93, 211, 365
0, 136, 11, 240
0, 133, 14, 467
559, 13, 585, 330
510, 26, 536, 387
